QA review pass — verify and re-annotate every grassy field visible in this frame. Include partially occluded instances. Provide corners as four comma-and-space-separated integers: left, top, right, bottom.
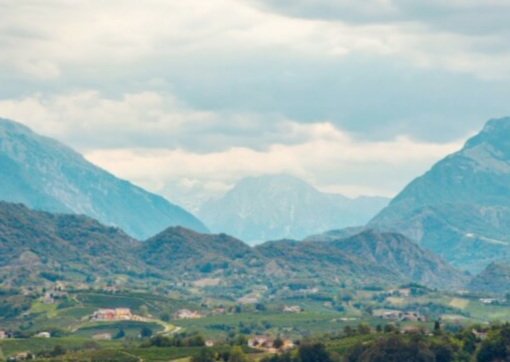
0, 337, 122, 356
73, 321, 164, 338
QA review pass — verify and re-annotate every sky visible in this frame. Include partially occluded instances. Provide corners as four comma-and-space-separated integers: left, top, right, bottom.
1, 0, 510, 207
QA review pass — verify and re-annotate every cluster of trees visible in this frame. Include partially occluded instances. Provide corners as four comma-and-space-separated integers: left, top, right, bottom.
142, 334, 206, 348
261, 343, 331, 362
342, 324, 510, 362
191, 347, 249, 362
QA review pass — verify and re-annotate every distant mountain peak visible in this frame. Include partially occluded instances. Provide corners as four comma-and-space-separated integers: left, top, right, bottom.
199, 174, 389, 244
462, 117, 510, 161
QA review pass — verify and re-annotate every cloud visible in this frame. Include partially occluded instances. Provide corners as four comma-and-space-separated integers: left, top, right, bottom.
1, 0, 510, 83
84, 124, 463, 200
0, 91, 325, 152
0, 89, 464, 199
247, 0, 510, 35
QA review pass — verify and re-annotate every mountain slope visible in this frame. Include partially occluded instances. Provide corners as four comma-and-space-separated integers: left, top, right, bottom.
256, 230, 467, 289
0, 118, 207, 239
138, 227, 264, 274
0, 202, 144, 286
468, 262, 510, 295
198, 174, 389, 244
370, 117, 510, 272
0, 201, 465, 290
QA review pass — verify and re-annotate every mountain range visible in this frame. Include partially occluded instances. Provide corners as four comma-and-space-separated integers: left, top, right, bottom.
0, 118, 207, 240
370, 117, 510, 272
0, 201, 464, 290
198, 174, 389, 244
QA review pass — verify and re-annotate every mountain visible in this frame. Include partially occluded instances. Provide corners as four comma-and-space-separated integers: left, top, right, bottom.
0, 118, 207, 239
0, 201, 464, 290
370, 117, 510, 272
198, 174, 389, 244
138, 227, 264, 274
0, 202, 144, 286
256, 230, 467, 289
468, 262, 510, 295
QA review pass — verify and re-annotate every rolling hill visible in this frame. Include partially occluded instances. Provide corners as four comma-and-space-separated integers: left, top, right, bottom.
0, 202, 465, 290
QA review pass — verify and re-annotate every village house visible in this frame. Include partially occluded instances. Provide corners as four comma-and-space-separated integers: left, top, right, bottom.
12, 351, 33, 361
480, 298, 499, 305
41, 292, 55, 305
248, 336, 295, 352
283, 305, 303, 313
115, 308, 133, 320
373, 309, 425, 322
401, 326, 423, 335
0, 329, 8, 339
173, 309, 202, 320
92, 308, 133, 321
281, 339, 295, 351
472, 330, 488, 340
212, 307, 226, 315
237, 295, 259, 305
93, 333, 112, 341
398, 288, 412, 297
373, 309, 403, 320
248, 336, 275, 349
402, 312, 426, 322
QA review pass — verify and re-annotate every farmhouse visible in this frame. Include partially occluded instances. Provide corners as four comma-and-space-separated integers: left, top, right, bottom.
402, 312, 426, 322
480, 298, 498, 305
248, 336, 295, 351
237, 296, 259, 305
93, 308, 133, 321
93, 333, 112, 341
0, 329, 8, 339
373, 309, 426, 322
472, 330, 488, 340
248, 336, 275, 349
283, 305, 302, 313
173, 309, 202, 320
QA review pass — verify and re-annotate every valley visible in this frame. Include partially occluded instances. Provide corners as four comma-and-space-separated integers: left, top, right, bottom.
2, 118, 510, 362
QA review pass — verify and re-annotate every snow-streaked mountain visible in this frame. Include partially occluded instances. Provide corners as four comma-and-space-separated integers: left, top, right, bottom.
0, 118, 208, 239
198, 174, 389, 244
370, 117, 510, 272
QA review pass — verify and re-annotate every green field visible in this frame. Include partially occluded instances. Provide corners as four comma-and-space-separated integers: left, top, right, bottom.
0, 337, 122, 356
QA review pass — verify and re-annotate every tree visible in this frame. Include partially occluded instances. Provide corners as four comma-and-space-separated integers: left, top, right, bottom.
344, 325, 355, 337
298, 343, 331, 362
140, 326, 153, 338
357, 323, 372, 335
140, 305, 149, 317
274, 336, 284, 349
192, 348, 215, 362
114, 329, 125, 340
384, 324, 397, 334
434, 321, 442, 335
228, 347, 248, 362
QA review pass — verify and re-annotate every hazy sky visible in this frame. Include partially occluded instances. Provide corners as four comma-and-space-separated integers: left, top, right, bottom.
1, 0, 510, 201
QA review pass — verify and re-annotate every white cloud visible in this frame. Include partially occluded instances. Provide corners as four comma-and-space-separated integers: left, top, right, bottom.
0, 89, 464, 200
84, 125, 462, 199
0, 91, 318, 151
1, 0, 510, 82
